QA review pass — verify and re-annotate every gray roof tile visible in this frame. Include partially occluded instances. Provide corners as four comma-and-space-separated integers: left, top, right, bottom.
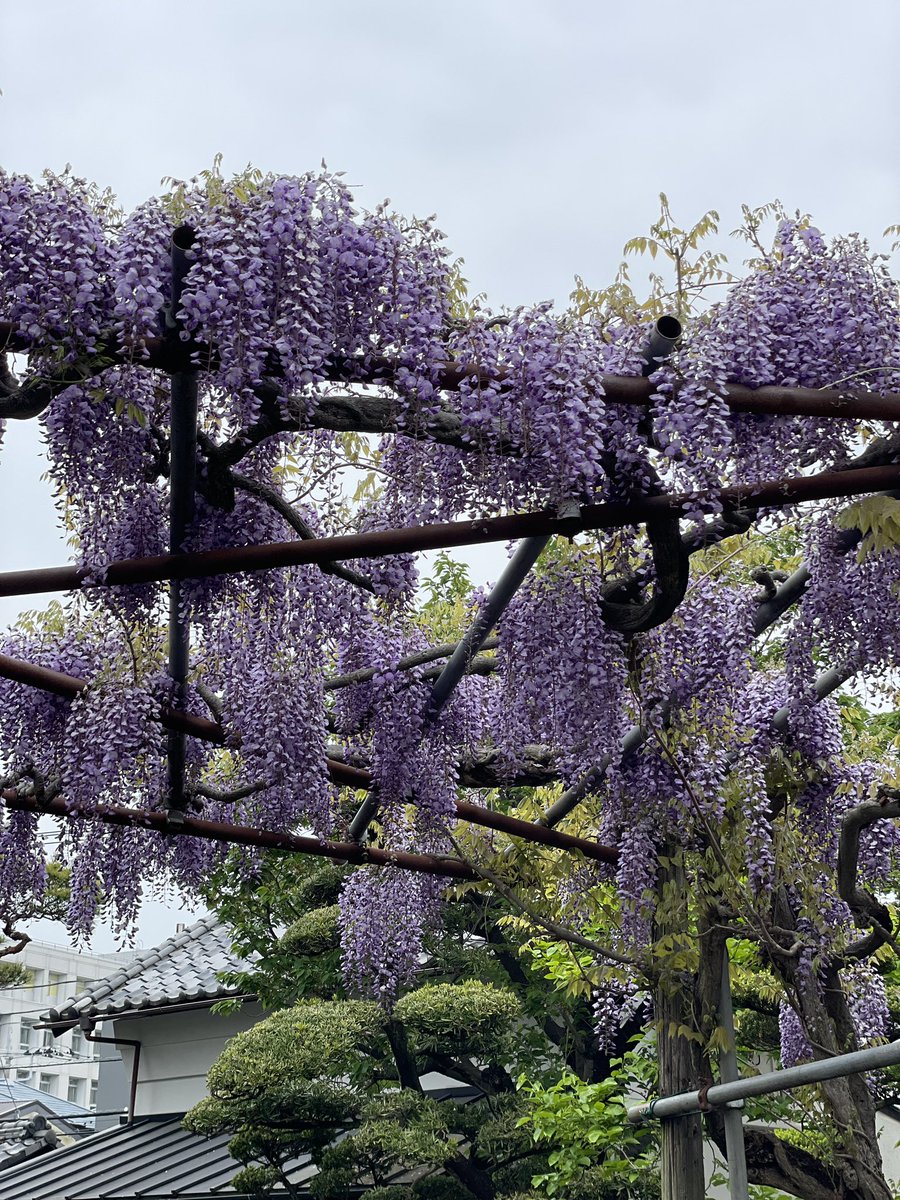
44, 917, 251, 1028
0, 1081, 90, 1122
0, 1114, 58, 1170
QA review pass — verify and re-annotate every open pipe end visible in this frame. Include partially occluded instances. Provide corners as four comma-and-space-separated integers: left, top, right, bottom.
172, 224, 196, 252
641, 314, 683, 377
655, 314, 682, 342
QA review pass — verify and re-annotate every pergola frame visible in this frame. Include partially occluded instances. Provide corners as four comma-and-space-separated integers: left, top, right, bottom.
3, 245, 900, 873
6, 232, 900, 1200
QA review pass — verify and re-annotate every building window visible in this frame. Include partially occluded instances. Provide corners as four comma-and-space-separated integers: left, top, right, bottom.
19, 1023, 33, 1054
15, 1070, 31, 1084
70, 1027, 85, 1056
89, 1080, 98, 1109
47, 972, 65, 1001
38, 1074, 54, 1095
67, 1078, 82, 1105
41, 1028, 54, 1050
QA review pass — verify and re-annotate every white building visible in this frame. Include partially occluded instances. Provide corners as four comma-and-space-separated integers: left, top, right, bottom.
0, 940, 130, 1110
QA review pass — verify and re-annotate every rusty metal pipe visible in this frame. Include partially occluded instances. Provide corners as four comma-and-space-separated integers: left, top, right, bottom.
1, 463, 899, 601
1, 790, 478, 880
0, 655, 617, 862
6, 319, 900, 421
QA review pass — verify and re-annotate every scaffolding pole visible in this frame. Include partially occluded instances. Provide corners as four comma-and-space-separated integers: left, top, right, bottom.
627, 1039, 900, 1124
718, 952, 749, 1200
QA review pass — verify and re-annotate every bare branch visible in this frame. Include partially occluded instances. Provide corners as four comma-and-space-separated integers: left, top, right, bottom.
325, 638, 500, 690
447, 833, 638, 968
228, 469, 376, 594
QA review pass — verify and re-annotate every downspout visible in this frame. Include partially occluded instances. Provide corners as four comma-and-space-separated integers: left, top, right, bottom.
82, 1020, 141, 1126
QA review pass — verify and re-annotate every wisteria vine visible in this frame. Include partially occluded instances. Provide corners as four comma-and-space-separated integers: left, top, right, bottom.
0, 167, 900, 1063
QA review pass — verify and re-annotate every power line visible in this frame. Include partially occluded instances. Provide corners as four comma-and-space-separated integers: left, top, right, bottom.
0, 977, 93, 993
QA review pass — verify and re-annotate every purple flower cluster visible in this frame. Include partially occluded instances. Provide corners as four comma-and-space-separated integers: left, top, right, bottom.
779, 1003, 813, 1068
339, 860, 443, 1005
492, 553, 627, 784
593, 972, 647, 1053
0, 170, 115, 356
6, 169, 900, 1007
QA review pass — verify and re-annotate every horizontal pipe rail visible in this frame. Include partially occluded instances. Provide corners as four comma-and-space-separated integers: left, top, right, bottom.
5, 320, 900, 421
1, 463, 899, 601
627, 1039, 900, 1123
454, 799, 616, 863
0, 654, 617, 863
0, 792, 478, 880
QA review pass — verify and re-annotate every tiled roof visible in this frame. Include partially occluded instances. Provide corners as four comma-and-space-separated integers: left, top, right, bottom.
0, 1080, 91, 1122
0, 1114, 313, 1199
44, 917, 250, 1029
0, 1114, 58, 1171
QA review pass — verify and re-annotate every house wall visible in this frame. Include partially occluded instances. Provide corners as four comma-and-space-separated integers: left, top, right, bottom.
110, 1001, 264, 1116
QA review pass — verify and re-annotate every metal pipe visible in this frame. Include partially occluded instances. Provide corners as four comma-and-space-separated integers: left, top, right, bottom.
348, 534, 550, 841
428, 536, 550, 720
166, 225, 199, 820
718, 952, 749, 1200
2, 462, 899, 601
82, 1024, 141, 1126
1, 791, 479, 880
0, 653, 618, 862
627, 1038, 900, 1123
641, 315, 682, 376
8, 318, 900, 421
454, 798, 616, 863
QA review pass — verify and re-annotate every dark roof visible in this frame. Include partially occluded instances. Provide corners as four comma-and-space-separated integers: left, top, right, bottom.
0, 1114, 58, 1171
45, 918, 250, 1029
0, 1114, 312, 1199
0, 1079, 91, 1122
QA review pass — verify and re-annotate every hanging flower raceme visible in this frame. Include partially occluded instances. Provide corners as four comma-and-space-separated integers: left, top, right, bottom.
338, 817, 445, 1006
492, 551, 627, 785
0, 169, 116, 357
6, 164, 900, 1017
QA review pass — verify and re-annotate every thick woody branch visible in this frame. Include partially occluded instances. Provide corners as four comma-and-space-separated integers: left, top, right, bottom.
838, 791, 900, 960
7, 320, 900, 431
326, 637, 499, 691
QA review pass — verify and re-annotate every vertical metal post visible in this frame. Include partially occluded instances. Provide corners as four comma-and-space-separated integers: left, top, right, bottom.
719, 950, 749, 1200
347, 534, 550, 841
166, 225, 198, 820
426, 535, 550, 721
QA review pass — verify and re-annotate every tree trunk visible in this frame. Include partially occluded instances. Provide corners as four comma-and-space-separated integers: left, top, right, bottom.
657, 975, 707, 1200
445, 1151, 496, 1200
765, 886, 893, 1200
655, 853, 707, 1200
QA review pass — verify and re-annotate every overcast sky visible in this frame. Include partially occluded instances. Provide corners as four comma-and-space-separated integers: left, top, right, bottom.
2, 0, 899, 951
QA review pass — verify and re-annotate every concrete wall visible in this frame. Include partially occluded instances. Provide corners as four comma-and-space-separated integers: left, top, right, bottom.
111, 1001, 264, 1116
0, 939, 129, 1107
